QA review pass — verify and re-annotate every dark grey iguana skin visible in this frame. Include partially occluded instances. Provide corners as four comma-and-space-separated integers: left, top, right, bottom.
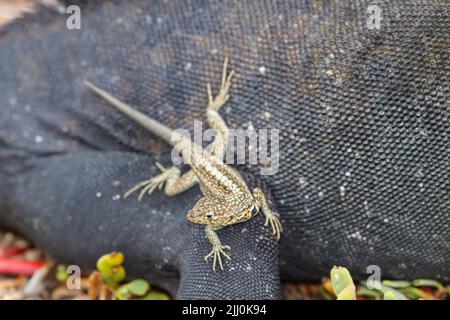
0, 1, 448, 299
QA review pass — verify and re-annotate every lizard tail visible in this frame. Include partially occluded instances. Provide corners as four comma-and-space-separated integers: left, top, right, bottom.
84, 80, 175, 146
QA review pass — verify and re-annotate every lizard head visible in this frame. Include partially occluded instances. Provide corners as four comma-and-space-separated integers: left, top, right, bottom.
186, 196, 254, 226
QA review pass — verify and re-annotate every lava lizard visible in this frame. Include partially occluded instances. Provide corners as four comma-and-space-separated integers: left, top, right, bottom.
84, 58, 282, 271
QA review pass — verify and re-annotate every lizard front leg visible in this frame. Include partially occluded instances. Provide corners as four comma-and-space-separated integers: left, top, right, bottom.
252, 187, 283, 240
124, 163, 198, 200
204, 225, 231, 272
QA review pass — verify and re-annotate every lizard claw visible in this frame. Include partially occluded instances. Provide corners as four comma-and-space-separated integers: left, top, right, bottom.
204, 244, 231, 272
264, 211, 283, 240
123, 163, 180, 201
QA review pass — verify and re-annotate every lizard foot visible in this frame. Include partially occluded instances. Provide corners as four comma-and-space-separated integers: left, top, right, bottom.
123, 162, 180, 201
263, 211, 283, 240
207, 57, 235, 112
204, 244, 231, 272
252, 187, 284, 240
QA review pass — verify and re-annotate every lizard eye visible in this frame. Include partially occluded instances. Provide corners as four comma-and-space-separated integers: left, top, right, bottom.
206, 213, 213, 219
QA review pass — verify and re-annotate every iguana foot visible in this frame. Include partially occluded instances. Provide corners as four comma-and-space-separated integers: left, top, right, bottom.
124, 162, 180, 201
204, 244, 231, 272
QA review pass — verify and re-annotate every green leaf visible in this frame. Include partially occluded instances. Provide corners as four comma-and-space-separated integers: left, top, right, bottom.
337, 285, 357, 300
411, 279, 444, 290
379, 285, 407, 300
101, 266, 126, 285
114, 279, 151, 300
127, 279, 150, 296
356, 286, 382, 299
382, 280, 411, 289
384, 291, 401, 300
55, 264, 69, 282
330, 266, 356, 300
115, 285, 131, 300
401, 287, 434, 300
143, 291, 171, 300
96, 252, 126, 285
96, 252, 124, 270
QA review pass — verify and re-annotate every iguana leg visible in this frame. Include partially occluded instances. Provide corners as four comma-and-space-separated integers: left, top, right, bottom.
252, 187, 283, 240
204, 225, 231, 272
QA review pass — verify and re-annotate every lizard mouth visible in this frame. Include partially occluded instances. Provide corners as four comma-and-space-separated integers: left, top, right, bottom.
186, 210, 207, 224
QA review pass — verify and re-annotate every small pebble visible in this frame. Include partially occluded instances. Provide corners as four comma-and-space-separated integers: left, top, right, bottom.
340, 185, 346, 198
258, 66, 266, 75
112, 180, 120, 187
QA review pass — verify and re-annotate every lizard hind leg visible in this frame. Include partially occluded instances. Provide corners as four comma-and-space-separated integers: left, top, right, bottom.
207, 57, 235, 112
123, 162, 181, 201
252, 187, 283, 240
206, 57, 235, 159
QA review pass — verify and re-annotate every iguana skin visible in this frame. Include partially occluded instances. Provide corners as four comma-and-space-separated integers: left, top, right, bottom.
0, 1, 448, 299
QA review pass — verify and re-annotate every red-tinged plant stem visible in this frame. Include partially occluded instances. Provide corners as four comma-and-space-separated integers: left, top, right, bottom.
0, 257, 45, 275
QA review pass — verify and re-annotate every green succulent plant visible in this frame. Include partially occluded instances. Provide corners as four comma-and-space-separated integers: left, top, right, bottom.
115, 279, 150, 300
330, 266, 356, 300
96, 252, 126, 285
328, 266, 445, 300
